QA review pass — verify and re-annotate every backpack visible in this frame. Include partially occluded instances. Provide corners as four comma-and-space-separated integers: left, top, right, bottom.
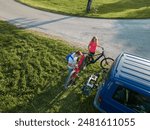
66, 53, 74, 62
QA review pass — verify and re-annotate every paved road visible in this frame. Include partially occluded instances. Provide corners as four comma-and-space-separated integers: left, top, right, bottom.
0, 0, 150, 59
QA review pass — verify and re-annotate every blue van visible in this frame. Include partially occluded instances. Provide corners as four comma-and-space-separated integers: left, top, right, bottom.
94, 53, 150, 113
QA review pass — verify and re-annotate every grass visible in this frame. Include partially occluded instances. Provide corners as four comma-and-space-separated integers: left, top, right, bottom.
17, 0, 150, 18
0, 21, 103, 112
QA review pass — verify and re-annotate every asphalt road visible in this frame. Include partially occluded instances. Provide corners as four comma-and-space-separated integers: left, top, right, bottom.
0, 0, 150, 59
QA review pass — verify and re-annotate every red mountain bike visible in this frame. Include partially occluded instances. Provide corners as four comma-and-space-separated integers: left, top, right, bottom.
64, 54, 85, 89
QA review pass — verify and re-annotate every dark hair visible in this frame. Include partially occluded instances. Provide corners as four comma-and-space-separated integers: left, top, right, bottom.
75, 51, 82, 55
91, 36, 98, 42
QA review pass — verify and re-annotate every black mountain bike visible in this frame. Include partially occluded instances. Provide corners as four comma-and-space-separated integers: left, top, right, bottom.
82, 47, 114, 70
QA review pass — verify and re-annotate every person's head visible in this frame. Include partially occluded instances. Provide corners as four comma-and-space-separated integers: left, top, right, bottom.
75, 50, 82, 56
91, 36, 98, 43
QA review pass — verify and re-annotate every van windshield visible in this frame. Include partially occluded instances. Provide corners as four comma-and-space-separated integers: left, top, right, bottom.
112, 85, 150, 113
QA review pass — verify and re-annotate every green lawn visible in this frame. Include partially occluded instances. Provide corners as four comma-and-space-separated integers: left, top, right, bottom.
0, 21, 102, 112
17, 0, 150, 18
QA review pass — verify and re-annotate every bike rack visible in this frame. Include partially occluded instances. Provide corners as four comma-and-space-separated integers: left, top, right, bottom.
86, 74, 99, 88
81, 73, 100, 96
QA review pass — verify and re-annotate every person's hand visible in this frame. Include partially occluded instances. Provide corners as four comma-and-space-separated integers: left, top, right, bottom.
75, 64, 78, 68
97, 44, 101, 47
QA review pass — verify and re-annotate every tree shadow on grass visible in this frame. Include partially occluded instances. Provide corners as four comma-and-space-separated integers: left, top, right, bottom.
59, 92, 98, 113
0, 21, 23, 35
93, 0, 150, 17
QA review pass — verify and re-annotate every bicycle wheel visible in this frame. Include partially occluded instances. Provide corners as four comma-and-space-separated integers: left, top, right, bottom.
100, 57, 114, 70
64, 71, 76, 89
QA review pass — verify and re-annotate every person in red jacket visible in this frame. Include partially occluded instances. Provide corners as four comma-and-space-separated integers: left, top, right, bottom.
88, 36, 100, 57
88, 36, 100, 62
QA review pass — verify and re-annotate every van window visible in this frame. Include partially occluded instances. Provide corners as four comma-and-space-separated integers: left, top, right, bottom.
112, 85, 150, 113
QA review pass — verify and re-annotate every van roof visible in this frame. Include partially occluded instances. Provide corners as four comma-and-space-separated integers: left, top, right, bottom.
114, 53, 150, 91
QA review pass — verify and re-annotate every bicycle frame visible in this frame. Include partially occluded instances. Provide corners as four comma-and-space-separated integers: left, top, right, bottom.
86, 47, 106, 64
65, 54, 85, 87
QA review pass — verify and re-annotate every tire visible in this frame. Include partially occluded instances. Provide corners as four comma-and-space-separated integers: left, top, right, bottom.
64, 71, 76, 89
100, 57, 114, 70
